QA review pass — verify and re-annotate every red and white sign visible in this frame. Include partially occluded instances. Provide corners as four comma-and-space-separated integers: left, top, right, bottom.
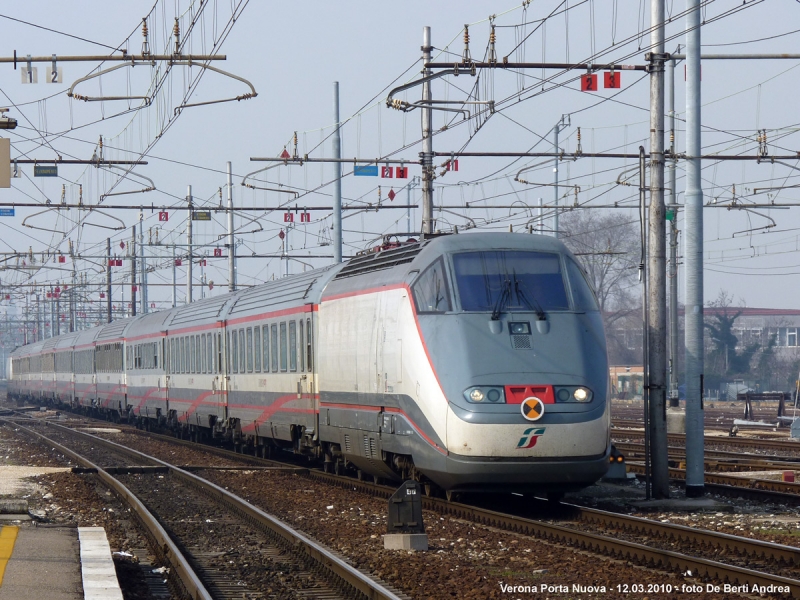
280, 148, 291, 159
381, 166, 393, 178
284, 212, 294, 223
395, 166, 408, 178
175, 258, 182, 266
278, 230, 285, 240
57, 255, 66, 263
387, 189, 396, 201
300, 212, 311, 223
445, 159, 459, 172
213, 248, 223, 257
604, 71, 621, 89
158, 211, 169, 222
580, 73, 598, 92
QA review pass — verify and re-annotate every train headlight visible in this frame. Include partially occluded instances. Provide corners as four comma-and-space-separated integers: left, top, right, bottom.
464, 386, 505, 404
573, 387, 590, 402
555, 386, 594, 403
469, 388, 485, 402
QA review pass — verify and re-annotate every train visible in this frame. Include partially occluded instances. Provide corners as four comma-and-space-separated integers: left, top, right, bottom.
8, 232, 611, 496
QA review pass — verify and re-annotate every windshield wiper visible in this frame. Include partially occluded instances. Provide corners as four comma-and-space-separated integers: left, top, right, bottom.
490, 278, 511, 321
513, 273, 546, 321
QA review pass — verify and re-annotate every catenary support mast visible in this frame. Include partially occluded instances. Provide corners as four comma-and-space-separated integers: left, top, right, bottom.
648, 0, 670, 499
684, 0, 705, 497
421, 26, 434, 235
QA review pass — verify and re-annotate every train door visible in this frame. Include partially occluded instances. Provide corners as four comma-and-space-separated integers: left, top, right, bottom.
91, 344, 98, 405
163, 337, 170, 415
300, 312, 317, 432
217, 327, 229, 422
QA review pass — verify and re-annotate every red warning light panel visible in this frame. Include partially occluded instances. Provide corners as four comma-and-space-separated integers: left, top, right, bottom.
580, 74, 598, 92
604, 71, 621, 89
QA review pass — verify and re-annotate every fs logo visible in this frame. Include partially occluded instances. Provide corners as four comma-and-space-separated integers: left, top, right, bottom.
516, 427, 546, 449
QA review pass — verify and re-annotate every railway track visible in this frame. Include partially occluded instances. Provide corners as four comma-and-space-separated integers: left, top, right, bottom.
613, 441, 800, 472
29, 414, 800, 597
5, 417, 405, 600
319, 468, 800, 597
613, 428, 800, 454
14, 412, 800, 597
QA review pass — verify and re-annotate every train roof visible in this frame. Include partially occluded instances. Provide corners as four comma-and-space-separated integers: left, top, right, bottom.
322, 232, 570, 299
10, 232, 572, 355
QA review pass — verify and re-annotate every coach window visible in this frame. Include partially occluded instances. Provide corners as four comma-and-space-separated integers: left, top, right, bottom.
253, 326, 262, 372
238, 329, 246, 374
195, 336, 201, 373
231, 329, 239, 373
279, 322, 288, 372
178, 338, 184, 374
270, 324, 278, 372
306, 318, 313, 371
206, 334, 213, 373
189, 337, 194, 372
298, 320, 304, 371
197, 333, 206, 373
262, 325, 269, 373
245, 328, 253, 373
154, 341, 159, 369
289, 321, 297, 372
216, 332, 223, 374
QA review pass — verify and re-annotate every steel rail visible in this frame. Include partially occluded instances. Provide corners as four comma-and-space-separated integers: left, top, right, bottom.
613, 441, 800, 470
625, 462, 800, 497
311, 471, 800, 596
614, 427, 800, 452
563, 501, 800, 566
1, 419, 212, 600
30, 420, 405, 600
24, 412, 800, 596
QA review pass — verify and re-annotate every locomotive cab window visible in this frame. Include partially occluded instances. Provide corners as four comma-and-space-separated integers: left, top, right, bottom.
452, 250, 569, 313
412, 258, 452, 313
566, 258, 599, 312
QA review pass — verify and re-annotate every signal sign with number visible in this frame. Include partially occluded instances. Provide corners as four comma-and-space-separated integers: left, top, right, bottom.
580, 74, 598, 92
159, 211, 169, 221
604, 71, 621, 89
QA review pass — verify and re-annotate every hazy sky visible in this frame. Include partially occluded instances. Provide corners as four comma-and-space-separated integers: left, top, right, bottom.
1, 0, 798, 315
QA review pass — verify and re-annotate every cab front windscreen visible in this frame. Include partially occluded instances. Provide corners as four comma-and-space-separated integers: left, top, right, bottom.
452, 250, 570, 312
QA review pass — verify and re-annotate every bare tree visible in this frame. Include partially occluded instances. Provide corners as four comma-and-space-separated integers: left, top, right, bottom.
559, 210, 641, 365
